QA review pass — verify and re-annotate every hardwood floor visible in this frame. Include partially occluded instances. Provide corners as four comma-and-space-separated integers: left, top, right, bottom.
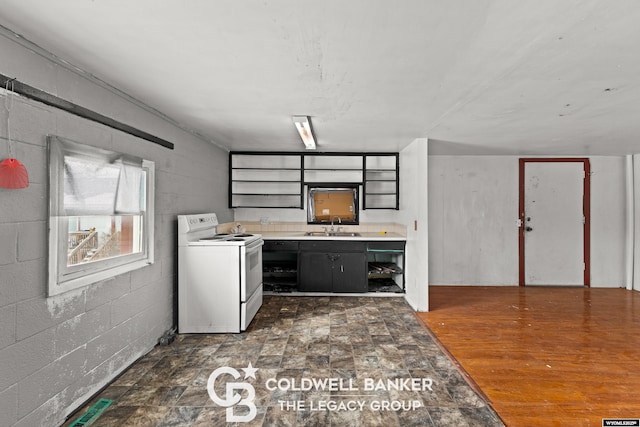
418, 286, 640, 427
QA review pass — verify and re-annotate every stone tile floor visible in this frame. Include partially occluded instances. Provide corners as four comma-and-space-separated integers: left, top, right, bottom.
64, 296, 504, 426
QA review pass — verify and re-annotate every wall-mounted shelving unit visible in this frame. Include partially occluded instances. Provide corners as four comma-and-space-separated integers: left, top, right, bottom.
229, 152, 399, 210
303, 154, 364, 184
363, 155, 399, 210
230, 153, 303, 208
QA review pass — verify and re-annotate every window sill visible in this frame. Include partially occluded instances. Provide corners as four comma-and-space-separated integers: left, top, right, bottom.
48, 258, 154, 297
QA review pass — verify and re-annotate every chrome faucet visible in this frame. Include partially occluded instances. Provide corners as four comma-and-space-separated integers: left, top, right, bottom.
330, 216, 342, 232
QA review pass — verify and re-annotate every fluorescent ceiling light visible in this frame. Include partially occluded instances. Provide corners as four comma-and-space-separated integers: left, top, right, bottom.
292, 115, 316, 150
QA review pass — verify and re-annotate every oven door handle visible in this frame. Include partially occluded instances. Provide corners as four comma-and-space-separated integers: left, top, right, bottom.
246, 239, 264, 253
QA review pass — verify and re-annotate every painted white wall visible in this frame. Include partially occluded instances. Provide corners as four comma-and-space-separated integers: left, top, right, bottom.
399, 139, 429, 311
0, 33, 231, 426
590, 157, 626, 287
429, 156, 626, 288
634, 155, 640, 291
429, 156, 519, 285
624, 156, 634, 290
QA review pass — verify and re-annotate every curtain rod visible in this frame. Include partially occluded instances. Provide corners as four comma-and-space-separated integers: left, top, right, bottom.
0, 73, 174, 150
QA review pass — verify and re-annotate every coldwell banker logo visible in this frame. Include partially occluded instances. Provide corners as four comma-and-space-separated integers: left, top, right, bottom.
207, 363, 259, 422
208, 363, 435, 423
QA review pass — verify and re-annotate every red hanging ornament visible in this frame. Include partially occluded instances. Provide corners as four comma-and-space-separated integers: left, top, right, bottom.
2, 78, 29, 189
0, 157, 29, 189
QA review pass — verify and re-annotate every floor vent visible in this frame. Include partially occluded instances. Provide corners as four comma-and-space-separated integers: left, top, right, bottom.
68, 398, 113, 426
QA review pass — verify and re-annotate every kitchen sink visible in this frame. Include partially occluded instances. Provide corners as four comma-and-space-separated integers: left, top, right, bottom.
304, 231, 361, 237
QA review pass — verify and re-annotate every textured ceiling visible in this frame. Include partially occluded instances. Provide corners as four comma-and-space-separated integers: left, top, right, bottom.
0, 0, 639, 155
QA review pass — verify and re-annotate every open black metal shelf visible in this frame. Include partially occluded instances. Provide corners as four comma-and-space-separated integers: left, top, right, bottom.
229, 151, 399, 209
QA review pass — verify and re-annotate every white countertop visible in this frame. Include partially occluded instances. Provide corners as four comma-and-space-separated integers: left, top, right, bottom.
259, 231, 406, 241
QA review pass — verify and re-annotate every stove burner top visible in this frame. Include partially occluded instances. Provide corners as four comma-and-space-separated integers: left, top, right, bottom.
201, 233, 253, 239
197, 232, 259, 244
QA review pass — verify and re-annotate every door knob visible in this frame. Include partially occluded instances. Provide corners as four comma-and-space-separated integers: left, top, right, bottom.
525, 226, 533, 232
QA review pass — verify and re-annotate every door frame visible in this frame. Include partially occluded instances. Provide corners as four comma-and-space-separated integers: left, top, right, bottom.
518, 158, 591, 287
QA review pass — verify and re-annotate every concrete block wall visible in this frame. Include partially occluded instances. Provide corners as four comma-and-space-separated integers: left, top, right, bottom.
0, 30, 232, 426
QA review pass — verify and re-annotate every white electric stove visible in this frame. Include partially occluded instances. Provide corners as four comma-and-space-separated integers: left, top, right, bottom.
177, 213, 263, 333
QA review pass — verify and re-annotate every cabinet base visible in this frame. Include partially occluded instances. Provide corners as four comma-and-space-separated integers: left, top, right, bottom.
263, 291, 405, 297
368, 281, 404, 293
263, 282, 298, 293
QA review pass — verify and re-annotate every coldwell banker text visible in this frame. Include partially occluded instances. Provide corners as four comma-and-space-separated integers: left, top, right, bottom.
266, 376, 434, 413
265, 376, 434, 392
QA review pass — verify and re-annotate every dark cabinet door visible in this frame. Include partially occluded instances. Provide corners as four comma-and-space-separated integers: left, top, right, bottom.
332, 252, 368, 292
299, 251, 367, 292
298, 252, 333, 292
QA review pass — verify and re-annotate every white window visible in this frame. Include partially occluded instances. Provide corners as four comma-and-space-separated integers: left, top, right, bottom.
47, 135, 155, 296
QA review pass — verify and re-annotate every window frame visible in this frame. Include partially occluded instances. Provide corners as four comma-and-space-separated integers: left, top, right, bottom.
47, 135, 155, 296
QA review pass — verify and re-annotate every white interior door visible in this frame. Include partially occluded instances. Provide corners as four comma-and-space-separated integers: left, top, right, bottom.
524, 162, 585, 285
